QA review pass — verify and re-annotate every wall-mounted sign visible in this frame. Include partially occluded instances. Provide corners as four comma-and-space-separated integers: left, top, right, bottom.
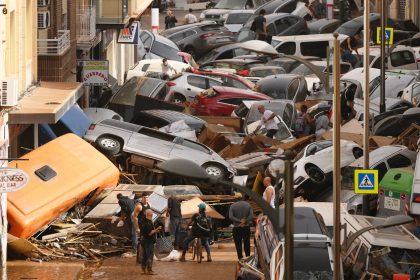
78, 60, 109, 86
0, 168, 29, 193
118, 21, 139, 44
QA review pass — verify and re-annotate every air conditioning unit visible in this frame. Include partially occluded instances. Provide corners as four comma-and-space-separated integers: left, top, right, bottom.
37, 0, 50, 6
37, 11, 50, 29
0, 78, 18, 107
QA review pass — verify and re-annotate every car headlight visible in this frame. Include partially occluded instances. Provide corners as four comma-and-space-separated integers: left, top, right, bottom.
200, 12, 205, 19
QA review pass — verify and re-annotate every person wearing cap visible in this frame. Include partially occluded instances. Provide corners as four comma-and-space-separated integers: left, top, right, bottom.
179, 203, 212, 262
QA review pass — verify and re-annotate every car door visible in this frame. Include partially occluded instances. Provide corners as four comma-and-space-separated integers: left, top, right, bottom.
138, 31, 154, 60
125, 127, 173, 161
168, 137, 211, 166
175, 29, 197, 50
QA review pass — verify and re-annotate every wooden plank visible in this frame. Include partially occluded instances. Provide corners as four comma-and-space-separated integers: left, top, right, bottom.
80, 245, 99, 261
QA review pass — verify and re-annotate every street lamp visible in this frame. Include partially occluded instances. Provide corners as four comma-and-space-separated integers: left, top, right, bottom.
343, 215, 414, 251
157, 154, 295, 279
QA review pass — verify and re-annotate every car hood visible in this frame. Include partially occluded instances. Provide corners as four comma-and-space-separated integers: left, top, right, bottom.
202, 9, 231, 16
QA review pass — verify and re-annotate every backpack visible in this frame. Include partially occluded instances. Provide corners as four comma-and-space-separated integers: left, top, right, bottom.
250, 19, 257, 32
294, 113, 305, 134
193, 214, 211, 237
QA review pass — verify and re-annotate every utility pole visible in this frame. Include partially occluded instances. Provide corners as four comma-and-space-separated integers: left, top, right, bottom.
362, 0, 371, 215
379, 0, 386, 114
332, 32, 341, 280
283, 150, 294, 280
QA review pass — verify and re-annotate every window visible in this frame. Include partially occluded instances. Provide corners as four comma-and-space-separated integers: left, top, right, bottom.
218, 98, 246, 106
274, 19, 290, 33
287, 79, 300, 100
412, 83, 420, 105
229, 78, 249, 89
200, 25, 227, 32
187, 75, 207, 88
140, 31, 153, 49
283, 103, 293, 127
277, 42, 296, 55
153, 84, 168, 100
352, 244, 368, 279
141, 63, 150, 72
208, 78, 222, 88
374, 162, 388, 182
390, 51, 415, 67
267, 23, 276, 36
169, 32, 184, 43
387, 154, 412, 169
151, 41, 180, 61
285, 17, 299, 26
184, 29, 196, 38
225, 13, 253, 24
218, 50, 235, 60
301, 41, 329, 58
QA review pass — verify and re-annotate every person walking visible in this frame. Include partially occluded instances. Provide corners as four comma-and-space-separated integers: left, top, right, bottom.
116, 193, 137, 251
263, 177, 275, 208
184, 8, 198, 24
229, 199, 253, 260
167, 195, 182, 248
253, 105, 278, 138
252, 9, 267, 41
140, 209, 162, 275
165, 10, 177, 29
179, 203, 212, 262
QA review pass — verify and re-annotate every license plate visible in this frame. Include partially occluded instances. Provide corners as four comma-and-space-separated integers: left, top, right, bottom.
384, 196, 400, 211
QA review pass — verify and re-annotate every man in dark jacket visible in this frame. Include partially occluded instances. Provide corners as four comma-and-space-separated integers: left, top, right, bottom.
116, 193, 137, 250
140, 209, 162, 274
229, 199, 254, 260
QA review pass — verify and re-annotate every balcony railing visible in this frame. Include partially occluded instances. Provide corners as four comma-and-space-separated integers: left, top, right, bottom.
37, 30, 71, 56
77, 6, 97, 44
96, 0, 129, 26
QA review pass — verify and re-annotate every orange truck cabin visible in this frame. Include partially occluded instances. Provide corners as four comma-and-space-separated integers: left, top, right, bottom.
7, 133, 120, 239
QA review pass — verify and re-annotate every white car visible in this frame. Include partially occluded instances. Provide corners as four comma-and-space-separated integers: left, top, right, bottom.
293, 140, 363, 187
223, 10, 254, 33
125, 59, 189, 81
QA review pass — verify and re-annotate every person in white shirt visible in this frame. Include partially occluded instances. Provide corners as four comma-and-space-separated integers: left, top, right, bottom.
184, 8, 198, 24
161, 58, 177, 80
253, 105, 278, 138
262, 177, 275, 208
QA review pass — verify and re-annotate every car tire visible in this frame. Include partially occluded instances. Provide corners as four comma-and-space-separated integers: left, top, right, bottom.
95, 135, 121, 156
202, 163, 226, 178
305, 164, 325, 183
173, 93, 186, 103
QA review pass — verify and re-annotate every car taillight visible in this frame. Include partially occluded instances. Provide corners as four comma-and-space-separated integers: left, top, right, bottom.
166, 81, 176, 87
200, 32, 216, 39
88, 124, 96, 130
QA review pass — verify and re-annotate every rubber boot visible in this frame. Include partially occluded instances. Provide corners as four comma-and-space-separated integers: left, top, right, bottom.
141, 266, 147, 274
207, 253, 212, 262
179, 253, 186, 262
147, 265, 155, 275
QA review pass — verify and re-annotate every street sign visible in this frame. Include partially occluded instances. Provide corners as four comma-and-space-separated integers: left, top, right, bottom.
117, 21, 139, 44
376, 27, 394, 45
78, 60, 109, 86
354, 169, 378, 194
0, 168, 29, 193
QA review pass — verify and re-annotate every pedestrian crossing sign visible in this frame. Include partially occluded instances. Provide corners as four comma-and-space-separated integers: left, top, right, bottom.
376, 27, 394, 45
354, 169, 378, 194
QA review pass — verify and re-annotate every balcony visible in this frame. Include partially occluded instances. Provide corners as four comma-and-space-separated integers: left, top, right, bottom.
76, 6, 97, 45
95, 0, 130, 29
37, 30, 71, 56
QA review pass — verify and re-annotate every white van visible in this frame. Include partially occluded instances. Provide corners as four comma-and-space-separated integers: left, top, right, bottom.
358, 45, 419, 70
271, 33, 349, 59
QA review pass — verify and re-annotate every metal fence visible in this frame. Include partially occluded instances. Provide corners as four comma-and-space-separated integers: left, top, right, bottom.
37, 30, 71, 56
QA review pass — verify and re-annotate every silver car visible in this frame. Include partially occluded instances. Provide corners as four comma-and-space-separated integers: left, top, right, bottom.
168, 73, 223, 103
84, 119, 235, 178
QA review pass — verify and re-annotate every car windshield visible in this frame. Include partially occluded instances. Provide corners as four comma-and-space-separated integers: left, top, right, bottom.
233, 103, 250, 118
250, 68, 285, 77
237, 27, 255, 42
225, 13, 253, 24
151, 41, 181, 61
370, 75, 415, 99
112, 78, 161, 105
290, 64, 324, 76
368, 246, 420, 278
273, 119, 293, 141
215, 0, 247, 9
247, 103, 287, 124
293, 243, 333, 279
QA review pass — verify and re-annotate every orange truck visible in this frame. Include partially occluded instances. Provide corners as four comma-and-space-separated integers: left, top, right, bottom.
7, 133, 120, 239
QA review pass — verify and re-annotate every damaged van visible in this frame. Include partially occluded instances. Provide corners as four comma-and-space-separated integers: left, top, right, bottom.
7, 134, 120, 239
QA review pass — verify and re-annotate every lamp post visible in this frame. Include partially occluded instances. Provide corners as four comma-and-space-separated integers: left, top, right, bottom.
157, 155, 295, 276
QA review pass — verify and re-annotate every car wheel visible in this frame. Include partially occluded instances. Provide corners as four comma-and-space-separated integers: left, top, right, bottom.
173, 93, 186, 103
95, 135, 121, 156
202, 163, 226, 178
305, 164, 325, 183
185, 46, 197, 58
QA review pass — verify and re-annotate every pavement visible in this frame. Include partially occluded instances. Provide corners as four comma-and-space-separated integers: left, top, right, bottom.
4, 261, 85, 280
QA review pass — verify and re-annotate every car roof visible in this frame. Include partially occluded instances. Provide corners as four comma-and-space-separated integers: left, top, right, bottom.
358, 45, 415, 56
143, 30, 179, 50
214, 58, 261, 64
257, 74, 302, 86
278, 207, 326, 238
272, 33, 348, 43
344, 214, 420, 249
349, 145, 408, 168
139, 109, 205, 123
227, 9, 255, 14
161, 21, 218, 35
212, 86, 269, 98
